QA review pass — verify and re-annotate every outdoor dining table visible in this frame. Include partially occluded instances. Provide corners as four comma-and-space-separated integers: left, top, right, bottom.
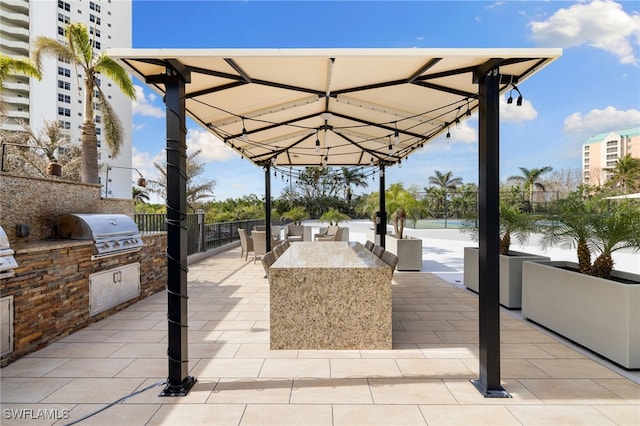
269, 241, 392, 350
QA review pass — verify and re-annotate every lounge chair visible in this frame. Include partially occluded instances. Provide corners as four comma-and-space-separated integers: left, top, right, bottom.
314, 225, 340, 241
252, 230, 268, 263
238, 228, 254, 260
285, 224, 304, 242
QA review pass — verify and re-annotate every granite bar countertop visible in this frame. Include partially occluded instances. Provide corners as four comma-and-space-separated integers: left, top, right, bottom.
271, 241, 387, 269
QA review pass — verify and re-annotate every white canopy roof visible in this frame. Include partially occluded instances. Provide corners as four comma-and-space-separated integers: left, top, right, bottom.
110, 48, 561, 169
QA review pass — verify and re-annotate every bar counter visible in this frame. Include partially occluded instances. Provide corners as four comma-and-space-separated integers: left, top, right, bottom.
269, 241, 392, 350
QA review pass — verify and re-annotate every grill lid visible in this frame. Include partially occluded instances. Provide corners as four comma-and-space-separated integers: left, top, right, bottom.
0, 226, 18, 277
57, 214, 143, 259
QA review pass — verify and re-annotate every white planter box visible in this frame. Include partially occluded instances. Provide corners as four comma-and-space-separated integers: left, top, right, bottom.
385, 234, 422, 271
365, 228, 380, 245
522, 261, 640, 369
463, 247, 550, 309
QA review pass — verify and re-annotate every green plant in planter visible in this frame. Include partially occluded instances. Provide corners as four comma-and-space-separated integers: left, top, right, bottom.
463, 198, 541, 255
281, 206, 308, 225
319, 208, 350, 225
386, 183, 423, 239
541, 188, 640, 278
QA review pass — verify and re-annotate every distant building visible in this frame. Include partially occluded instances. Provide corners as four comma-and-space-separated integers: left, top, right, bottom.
581, 127, 640, 186
1, 0, 134, 199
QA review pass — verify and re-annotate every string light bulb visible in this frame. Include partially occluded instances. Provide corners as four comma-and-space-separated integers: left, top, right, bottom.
241, 117, 247, 141
315, 130, 320, 153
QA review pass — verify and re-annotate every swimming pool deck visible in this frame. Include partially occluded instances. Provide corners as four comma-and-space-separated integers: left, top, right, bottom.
1, 223, 638, 425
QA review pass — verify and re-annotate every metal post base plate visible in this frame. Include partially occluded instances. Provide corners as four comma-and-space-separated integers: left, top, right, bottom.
471, 379, 512, 398
159, 376, 197, 397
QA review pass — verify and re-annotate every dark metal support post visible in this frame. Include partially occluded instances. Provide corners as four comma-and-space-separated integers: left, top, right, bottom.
378, 164, 386, 248
160, 64, 197, 397
472, 66, 510, 398
265, 164, 272, 252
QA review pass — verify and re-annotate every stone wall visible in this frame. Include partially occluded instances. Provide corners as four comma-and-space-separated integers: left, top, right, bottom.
0, 173, 133, 243
0, 233, 167, 366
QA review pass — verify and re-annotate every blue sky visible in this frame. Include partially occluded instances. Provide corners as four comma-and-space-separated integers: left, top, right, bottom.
129, 0, 640, 201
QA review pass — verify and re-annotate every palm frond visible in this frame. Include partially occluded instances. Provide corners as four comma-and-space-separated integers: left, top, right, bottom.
32, 38, 74, 74
97, 89, 124, 158
66, 23, 93, 68
95, 55, 136, 99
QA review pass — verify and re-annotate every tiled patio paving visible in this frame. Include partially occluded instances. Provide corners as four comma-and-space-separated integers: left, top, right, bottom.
1, 245, 639, 425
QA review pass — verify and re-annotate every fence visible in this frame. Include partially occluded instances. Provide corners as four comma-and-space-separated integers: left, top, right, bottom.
134, 213, 265, 256
413, 190, 560, 229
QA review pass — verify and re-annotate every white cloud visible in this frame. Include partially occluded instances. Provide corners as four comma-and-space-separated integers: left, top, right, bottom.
529, 0, 640, 66
448, 120, 477, 143
500, 94, 538, 122
563, 106, 640, 136
132, 123, 146, 131
186, 128, 236, 162
132, 85, 164, 118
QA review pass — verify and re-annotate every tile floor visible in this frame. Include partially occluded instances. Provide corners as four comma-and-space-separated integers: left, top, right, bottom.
1, 246, 639, 425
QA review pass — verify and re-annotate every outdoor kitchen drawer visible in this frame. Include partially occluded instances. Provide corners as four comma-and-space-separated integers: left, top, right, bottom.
89, 263, 140, 316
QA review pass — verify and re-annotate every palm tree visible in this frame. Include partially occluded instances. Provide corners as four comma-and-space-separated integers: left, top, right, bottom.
507, 166, 553, 204
33, 23, 136, 184
385, 183, 422, 239
153, 149, 216, 212
428, 170, 463, 191
603, 154, 640, 194
339, 167, 368, 205
0, 54, 41, 93
132, 187, 150, 204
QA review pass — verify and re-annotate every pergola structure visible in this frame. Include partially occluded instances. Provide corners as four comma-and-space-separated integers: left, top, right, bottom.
111, 48, 561, 398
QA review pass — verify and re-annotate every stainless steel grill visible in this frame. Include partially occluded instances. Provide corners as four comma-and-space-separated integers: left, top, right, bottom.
0, 226, 18, 279
57, 214, 143, 259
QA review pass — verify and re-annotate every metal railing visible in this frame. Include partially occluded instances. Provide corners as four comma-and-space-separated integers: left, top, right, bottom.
134, 213, 265, 255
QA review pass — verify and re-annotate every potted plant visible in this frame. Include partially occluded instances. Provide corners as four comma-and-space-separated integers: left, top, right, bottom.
522, 188, 640, 368
384, 184, 424, 271
463, 197, 550, 308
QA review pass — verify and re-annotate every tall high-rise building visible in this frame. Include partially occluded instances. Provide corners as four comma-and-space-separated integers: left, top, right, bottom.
1, 0, 31, 132
1, 0, 133, 199
582, 127, 640, 187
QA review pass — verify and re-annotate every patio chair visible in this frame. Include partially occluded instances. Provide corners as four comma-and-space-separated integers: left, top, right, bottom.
381, 251, 399, 272
238, 228, 254, 261
372, 244, 385, 258
273, 242, 287, 259
285, 224, 304, 242
364, 240, 375, 251
314, 225, 340, 241
252, 230, 268, 263
261, 251, 277, 279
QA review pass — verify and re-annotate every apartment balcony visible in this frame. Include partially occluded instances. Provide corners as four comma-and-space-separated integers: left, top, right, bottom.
2, 80, 29, 94
1, 0, 29, 13
0, 23, 29, 40
0, 38, 29, 54
2, 108, 29, 120
1, 95, 29, 106
0, 10, 29, 26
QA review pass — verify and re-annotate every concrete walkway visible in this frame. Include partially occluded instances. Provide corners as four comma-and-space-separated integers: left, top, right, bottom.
1, 224, 638, 425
